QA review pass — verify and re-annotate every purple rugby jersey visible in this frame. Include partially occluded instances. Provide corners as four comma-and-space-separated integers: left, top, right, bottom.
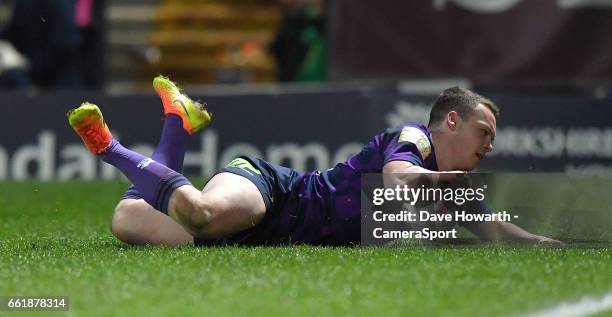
249, 123, 438, 246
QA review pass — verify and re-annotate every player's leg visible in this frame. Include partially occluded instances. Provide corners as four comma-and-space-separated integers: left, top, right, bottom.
122, 76, 263, 239
114, 171, 266, 242
111, 114, 192, 245
68, 102, 265, 241
112, 199, 192, 246
167, 172, 266, 238
67, 102, 194, 223
110, 76, 204, 245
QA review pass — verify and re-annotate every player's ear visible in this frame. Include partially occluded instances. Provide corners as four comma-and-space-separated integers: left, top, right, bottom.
447, 111, 459, 131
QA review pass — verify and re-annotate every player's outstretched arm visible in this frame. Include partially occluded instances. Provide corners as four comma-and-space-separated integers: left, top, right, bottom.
383, 161, 565, 246
464, 221, 565, 246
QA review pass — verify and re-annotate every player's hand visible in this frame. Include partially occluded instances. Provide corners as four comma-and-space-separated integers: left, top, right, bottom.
536, 236, 566, 246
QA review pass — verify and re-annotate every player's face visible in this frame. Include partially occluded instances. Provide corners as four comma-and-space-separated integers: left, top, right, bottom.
452, 104, 496, 171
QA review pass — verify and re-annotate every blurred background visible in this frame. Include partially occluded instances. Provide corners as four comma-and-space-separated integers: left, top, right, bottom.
1, 0, 612, 180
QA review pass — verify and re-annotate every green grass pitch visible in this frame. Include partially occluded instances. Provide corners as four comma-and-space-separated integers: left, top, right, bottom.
1, 181, 611, 317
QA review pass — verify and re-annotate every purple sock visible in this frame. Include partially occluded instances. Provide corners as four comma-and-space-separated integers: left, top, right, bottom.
122, 115, 189, 200
152, 114, 189, 171
103, 139, 191, 214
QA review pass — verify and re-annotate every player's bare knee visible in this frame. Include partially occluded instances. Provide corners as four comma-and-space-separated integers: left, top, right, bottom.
169, 189, 214, 234
189, 196, 225, 236
186, 194, 230, 238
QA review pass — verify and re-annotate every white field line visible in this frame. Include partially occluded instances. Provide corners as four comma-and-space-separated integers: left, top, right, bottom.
518, 290, 612, 317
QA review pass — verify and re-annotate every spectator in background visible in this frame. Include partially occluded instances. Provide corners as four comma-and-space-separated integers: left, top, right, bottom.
1, 0, 106, 91
0, 39, 29, 90
271, 0, 326, 82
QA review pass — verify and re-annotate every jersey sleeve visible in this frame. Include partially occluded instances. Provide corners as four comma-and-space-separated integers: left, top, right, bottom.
382, 126, 433, 167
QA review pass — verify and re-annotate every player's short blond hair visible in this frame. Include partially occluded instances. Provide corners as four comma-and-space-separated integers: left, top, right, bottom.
427, 86, 499, 127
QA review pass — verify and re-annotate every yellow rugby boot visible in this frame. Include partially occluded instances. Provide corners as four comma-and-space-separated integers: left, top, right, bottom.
67, 102, 113, 154
153, 75, 212, 134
